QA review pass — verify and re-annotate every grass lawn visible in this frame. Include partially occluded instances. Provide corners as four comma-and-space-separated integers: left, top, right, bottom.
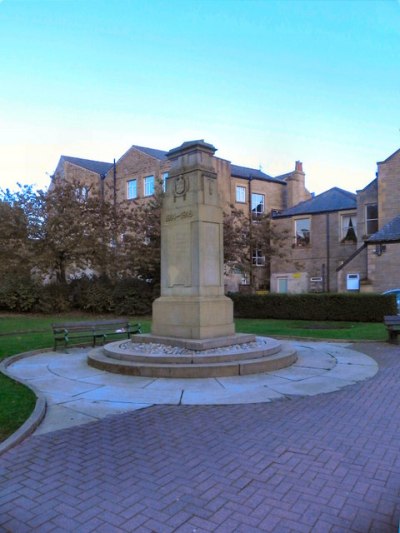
0, 312, 387, 444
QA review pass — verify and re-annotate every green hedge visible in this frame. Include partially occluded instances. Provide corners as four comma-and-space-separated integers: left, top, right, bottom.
0, 276, 157, 316
228, 292, 397, 322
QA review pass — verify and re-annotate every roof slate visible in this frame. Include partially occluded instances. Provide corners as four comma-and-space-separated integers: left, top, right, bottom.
230, 164, 285, 184
131, 144, 286, 183
61, 156, 113, 176
131, 145, 168, 160
367, 215, 400, 243
273, 187, 357, 218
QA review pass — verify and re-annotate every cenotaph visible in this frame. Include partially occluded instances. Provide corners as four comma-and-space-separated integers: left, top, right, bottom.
152, 140, 237, 343
88, 140, 297, 377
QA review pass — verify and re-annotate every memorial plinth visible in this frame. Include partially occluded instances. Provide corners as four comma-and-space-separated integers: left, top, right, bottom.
152, 140, 235, 340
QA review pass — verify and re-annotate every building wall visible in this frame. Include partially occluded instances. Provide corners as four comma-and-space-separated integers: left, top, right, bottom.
377, 150, 400, 228
103, 147, 170, 206
271, 210, 359, 293
366, 243, 400, 293
52, 161, 103, 194
356, 179, 378, 241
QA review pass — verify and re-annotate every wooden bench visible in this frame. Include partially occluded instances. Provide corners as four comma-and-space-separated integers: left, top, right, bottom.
52, 319, 141, 350
384, 315, 400, 344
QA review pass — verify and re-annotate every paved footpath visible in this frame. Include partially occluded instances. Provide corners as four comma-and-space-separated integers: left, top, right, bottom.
1, 342, 400, 532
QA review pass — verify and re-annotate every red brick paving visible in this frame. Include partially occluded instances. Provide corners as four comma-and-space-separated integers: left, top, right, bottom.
1, 342, 399, 532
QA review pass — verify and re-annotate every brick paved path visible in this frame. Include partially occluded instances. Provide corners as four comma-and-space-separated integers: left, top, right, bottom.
1, 342, 399, 532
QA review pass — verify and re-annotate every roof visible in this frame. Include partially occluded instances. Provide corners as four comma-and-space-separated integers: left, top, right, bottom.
357, 177, 377, 194
378, 147, 400, 165
230, 164, 286, 184
61, 156, 113, 176
367, 215, 400, 243
129, 144, 286, 183
273, 187, 357, 218
131, 145, 168, 160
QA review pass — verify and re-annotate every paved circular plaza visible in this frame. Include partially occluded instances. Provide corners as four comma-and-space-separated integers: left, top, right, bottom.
1, 341, 399, 532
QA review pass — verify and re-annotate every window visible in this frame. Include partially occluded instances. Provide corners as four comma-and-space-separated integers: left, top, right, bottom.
127, 179, 137, 200
74, 186, 89, 202
252, 249, 265, 266
366, 204, 378, 235
295, 218, 310, 246
251, 193, 265, 217
236, 185, 246, 203
144, 175, 155, 197
341, 213, 357, 242
277, 277, 288, 293
162, 172, 168, 192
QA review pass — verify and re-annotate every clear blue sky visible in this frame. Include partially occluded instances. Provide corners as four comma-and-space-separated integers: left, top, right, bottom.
1, 0, 399, 194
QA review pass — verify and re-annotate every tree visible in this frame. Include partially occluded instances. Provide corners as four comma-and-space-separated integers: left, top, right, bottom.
223, 206, 291, 290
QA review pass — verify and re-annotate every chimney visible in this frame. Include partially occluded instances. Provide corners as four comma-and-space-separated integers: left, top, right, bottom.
295, 160, 303, 172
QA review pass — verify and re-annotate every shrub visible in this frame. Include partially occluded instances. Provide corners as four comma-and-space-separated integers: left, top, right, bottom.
0, 276, 39, 312
228, 292, 397, 322
34, 283, 71, 313
112, 278, 154, 316
70, 276, 114, 313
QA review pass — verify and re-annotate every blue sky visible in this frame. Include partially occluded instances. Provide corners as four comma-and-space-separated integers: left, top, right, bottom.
1, 0, 399, 194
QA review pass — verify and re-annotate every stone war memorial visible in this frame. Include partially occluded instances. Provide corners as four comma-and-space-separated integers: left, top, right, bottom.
88, 140, 297, 377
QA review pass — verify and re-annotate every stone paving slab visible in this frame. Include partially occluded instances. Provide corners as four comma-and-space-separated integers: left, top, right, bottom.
5, 342, 379, 436
0, 342, 399, 532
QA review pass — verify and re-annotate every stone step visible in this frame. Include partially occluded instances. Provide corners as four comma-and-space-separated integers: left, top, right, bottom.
103, 337, 283, 365
87, 344, 297, 378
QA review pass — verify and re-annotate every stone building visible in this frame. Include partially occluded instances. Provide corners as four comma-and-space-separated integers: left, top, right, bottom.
271, 147, 400, 295
52, 142, 310, 291
51, 155, 113, 194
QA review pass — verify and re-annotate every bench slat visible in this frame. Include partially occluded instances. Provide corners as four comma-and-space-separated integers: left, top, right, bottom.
52, 320, 141, 350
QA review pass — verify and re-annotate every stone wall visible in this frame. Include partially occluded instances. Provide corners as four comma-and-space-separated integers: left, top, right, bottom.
367, 243, 400, 293
271, 211, 360, 293
378, 150, 400, 228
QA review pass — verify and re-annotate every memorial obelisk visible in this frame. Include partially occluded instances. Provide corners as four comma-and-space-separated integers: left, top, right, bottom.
152, 140, 236, 342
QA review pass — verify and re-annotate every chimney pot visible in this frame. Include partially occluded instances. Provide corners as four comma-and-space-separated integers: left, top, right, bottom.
295, 161, 303, 172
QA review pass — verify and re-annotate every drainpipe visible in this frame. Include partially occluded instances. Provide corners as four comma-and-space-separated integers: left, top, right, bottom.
248, 175, 253, 289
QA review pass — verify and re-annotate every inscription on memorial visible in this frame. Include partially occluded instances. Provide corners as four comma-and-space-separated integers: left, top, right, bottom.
165, 210, 193, 223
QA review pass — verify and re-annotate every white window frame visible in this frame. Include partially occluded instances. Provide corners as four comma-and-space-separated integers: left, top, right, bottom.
236, 185, 246, 203
127, 179, 137, 200
365, 204, 378, 235
74, 186, 89, 202
295, 218, 311, 247
341, 213, 357, 242
251, 193, 265, 217
252, 249, 265, 266
144, 175, 155, 197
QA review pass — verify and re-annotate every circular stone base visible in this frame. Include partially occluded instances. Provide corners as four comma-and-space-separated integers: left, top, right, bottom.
87, 336, 297, 378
